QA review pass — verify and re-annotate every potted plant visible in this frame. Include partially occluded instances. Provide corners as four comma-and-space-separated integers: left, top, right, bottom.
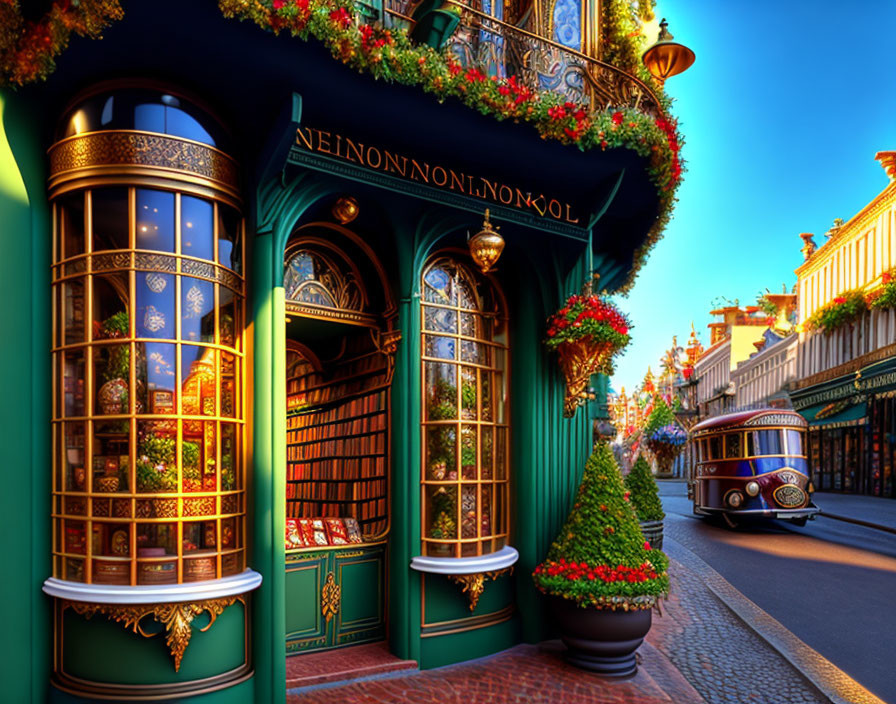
533, 443, 669, 676
643, 397, 686, 478
545, 284, 630, 418
625, 455, 665, 549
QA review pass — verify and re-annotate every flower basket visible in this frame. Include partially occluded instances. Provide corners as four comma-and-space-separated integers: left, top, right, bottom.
546, 285, 630, 419
645, 423, 687, 475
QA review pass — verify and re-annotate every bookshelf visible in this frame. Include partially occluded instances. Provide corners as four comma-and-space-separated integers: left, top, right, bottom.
285, 339, 391, 543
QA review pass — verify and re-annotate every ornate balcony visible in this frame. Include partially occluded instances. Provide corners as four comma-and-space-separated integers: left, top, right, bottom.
383, 0, 665, 118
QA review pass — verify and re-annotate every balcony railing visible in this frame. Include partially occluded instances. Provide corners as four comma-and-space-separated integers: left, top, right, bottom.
383, 0, 665, 118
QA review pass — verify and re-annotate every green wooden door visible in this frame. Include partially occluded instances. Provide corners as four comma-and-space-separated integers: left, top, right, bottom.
285, 544, 386, 654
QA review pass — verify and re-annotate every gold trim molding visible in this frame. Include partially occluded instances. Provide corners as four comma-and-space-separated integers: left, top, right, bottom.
64, 595, 244, 671
48, 130, 240, 199
447, 567, 513, 611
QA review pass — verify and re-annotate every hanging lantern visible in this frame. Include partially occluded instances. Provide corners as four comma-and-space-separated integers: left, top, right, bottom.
642, 19, 695, 84
331, 196, 360, 224
468, 209, 505, 273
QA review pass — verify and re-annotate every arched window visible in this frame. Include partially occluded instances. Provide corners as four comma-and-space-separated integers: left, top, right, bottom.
421, 256, 509, 558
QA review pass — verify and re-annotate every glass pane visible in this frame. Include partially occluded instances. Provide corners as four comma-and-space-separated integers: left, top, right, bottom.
92, 273, 130, 340
95, 344, 130, 415
427, 485, 457, 540
65, 557, 85, 582
709, 436, 722, 460
62, 350, 86, 417
180, 277, 215, 343
426, 426, 457, 480
136, 271, 174, 339
461, 485, 478, 538
724, 433, 741, 459
221, 352, 237, 418
218, 206, 242, 273
92, 430, 129, 494
138, 342, 176, 415
182, 346, 217, 416
181, 196, 214, 261
753, 430, 783, 455
91, 188, 129, 251
221, 423, 238, 491
461, 340, 486, 364
183, 521, 217, 553
481, 371, 493, 421
61, 278, 87, 345
423, 266, 455, 305
425, 335, 455, 360
481, 483, 493, 536
221, 517, 238, 551
424, 305, 456, 333
786, 430, 804, 456
425, 362, 457, 421
136, 522, 178, 584
456, 274, 477, 310
496, 427, 506, 479
63, 520, 87, 554
481, 427, 493, 479
460, 368, 477, 420
183, 420, 217, 491
136, 420, 177, 493
219, 285, 238, 349
136, 189, 175, 252
60, 191, 86, 259
461, 425, 477, 479
92, 523, 131, 558
222, 551, 242, 577
63, 422, 87, 491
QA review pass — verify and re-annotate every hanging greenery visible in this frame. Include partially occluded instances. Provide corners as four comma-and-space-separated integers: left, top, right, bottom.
0, 1, 123, 88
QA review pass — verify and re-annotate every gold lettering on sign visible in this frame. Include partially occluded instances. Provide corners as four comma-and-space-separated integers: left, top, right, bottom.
294, 126, 580, 224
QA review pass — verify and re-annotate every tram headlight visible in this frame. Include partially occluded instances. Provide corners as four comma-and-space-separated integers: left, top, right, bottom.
745, 481, 760, 497
727, 491, 744, 508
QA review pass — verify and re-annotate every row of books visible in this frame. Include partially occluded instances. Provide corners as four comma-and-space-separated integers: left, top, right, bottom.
286, 478, 387, 502
286, 351, 384, 395
285, 517, 363, 548
287, 388, 387, 418
286, 457, 385, 484
286, 498, 386, 520
286, 413, 386, 444
286, 433, 386, 461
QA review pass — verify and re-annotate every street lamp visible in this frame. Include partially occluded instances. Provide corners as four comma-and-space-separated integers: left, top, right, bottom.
642, 19, 696, 84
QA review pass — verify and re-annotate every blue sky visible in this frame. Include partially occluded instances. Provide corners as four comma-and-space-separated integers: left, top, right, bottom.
611, 0, 896, 393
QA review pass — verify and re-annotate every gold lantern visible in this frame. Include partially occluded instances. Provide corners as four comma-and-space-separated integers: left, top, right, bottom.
468, 209, 505, 274
642, 19, 696, 84
331, 196, 360, 224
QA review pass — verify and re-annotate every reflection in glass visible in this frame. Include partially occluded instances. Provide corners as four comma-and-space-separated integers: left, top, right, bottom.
136, 420, 177, 494
180, 196, 214, 261
181, 346, 216, 416
219, 286, 238, 348
60, 279, 86, 346
221, 353, 237, 418
62, 350, 86, 417
137, 342, 176, 415
91, 188, 129, 251
425, 335, 455, 360
426, 362, 457, 421
60, 191, 85, 259
218, 206, 242, 273
221, 423, 238, 491
181, 276, 215, 343
428, 486, 457, 540
426, 426, 457, 480
136, 189, 175, 252
136, 272, 174, 339
461, 425, 477, 479
64, 423, 87, 492
425, 305, 456, 333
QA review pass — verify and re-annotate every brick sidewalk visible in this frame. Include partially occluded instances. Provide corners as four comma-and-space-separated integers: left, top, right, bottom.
285, 548, 835, 704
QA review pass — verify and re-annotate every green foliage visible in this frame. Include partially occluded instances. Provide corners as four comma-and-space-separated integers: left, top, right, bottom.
533, 443, 668, 608
428, 379, 457, 420
181, 441, 200, 471
643, 396, 675, 436
100, 311, 129, 337
624, 456, 665, 522
805, 289, 867, 334
868, 275, 896, 311
429, 487, 456, 539
461, 381, 477, 411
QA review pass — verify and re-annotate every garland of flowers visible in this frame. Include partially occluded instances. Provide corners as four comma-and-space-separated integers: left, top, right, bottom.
0, 0, 123, 88
218, 0, 682, 293
804, 289, 868, 334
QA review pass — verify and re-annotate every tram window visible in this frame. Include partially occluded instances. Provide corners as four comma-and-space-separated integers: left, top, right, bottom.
724, 433, 742, 458
708, 436, 722, 460
785, 430, 804, 456
751, 429, 783, 455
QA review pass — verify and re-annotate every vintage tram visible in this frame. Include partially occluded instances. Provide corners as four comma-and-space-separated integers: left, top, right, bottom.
688, 409, 819, 527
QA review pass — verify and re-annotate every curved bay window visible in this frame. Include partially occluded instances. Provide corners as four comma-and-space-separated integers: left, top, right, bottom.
50, 86, 246, 586
421, 256, 509, 558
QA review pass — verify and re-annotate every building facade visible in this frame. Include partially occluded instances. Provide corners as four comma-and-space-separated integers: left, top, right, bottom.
791, 153, 896, 499
731, 331, 797, 410
0, 1, 686, 702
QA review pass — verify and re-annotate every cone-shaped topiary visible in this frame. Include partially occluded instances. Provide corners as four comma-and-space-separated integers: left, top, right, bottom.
533, 442, 669, 610
643, 396, 675, 436
625, 455, 665, 522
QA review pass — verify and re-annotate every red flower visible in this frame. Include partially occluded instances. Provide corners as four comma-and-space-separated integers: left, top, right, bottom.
884, 272, 893, 284
547, 105, 566, 120
644, 541, 652, 551
329, 7, 352, 28
834, 296, 846, 304
273, 0, 285, 8
611, 111, 624, 125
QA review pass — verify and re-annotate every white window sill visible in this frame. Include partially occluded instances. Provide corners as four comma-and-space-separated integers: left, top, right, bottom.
42, 568, 262, 604
410, 545, 519, 575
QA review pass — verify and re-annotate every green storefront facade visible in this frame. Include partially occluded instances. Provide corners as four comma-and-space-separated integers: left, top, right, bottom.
0, 2, 680, 701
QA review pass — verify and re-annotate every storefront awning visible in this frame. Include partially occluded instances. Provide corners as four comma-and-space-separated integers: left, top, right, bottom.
799, 399, 868, 428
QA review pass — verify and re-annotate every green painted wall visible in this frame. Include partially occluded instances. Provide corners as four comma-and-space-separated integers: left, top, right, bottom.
420, 618, 519, 669
422, 571, 513, 624
50, 676, 256, 704
0, 89, 51, 704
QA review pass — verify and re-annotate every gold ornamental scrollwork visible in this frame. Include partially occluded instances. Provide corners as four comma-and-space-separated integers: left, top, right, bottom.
447, 567, 513, 611
48, 130, 240, 198
65, 595, 244, 672
321, 572, 341, 623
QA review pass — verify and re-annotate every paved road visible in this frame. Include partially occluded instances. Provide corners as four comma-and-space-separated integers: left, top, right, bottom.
660, 481, 896, 704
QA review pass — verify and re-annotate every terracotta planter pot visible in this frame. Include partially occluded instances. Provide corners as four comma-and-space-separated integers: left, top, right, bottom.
549, 596, 652, 677
639, 519, 664, 550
